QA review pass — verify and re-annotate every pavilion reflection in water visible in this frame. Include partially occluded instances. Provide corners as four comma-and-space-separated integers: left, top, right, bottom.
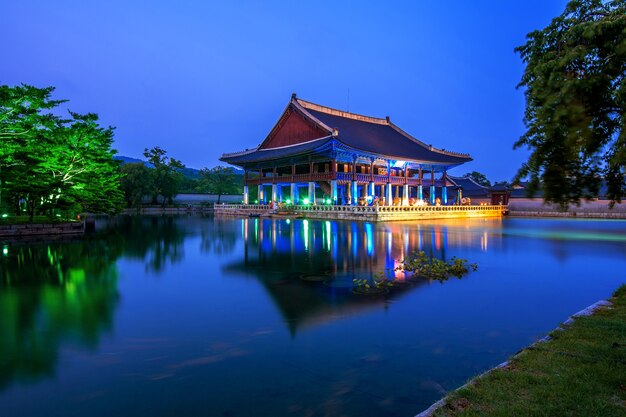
227, 218, 497, 334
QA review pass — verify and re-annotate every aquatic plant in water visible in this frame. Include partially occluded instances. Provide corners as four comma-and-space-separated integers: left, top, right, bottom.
352, 251, 478, 294
396, 251, 478, 282
352, 272, 393, 295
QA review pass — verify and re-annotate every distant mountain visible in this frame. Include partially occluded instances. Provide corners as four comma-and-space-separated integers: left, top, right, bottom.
114, 155, 152, 167
114, 155, 242, 178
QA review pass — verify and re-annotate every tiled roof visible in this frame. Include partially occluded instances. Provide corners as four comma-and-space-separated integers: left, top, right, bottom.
221, 95, 473, 167
221, 136, 333, 164
447, 175, 490, 197
297, 98, 471, 165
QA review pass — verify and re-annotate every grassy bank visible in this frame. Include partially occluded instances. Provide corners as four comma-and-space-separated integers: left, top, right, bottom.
432, 285, 626, 417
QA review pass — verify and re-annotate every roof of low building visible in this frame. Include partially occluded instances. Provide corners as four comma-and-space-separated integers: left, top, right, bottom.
447, 175, 491, 197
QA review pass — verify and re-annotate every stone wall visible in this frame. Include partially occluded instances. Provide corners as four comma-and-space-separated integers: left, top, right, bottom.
121, 206, 214, 215
0, 222, 84, 237
509, 199, 626, 219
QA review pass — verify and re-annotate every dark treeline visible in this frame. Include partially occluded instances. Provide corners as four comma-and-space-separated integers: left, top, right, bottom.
119, 147, 243, 207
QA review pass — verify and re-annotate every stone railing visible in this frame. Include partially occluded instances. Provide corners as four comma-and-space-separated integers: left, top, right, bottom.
292, 204, 506, 213
214, 203, 507, 221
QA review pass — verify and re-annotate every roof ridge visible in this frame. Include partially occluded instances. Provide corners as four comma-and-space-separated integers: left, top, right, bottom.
295, 97, 388, 125
259, 135, 332, 151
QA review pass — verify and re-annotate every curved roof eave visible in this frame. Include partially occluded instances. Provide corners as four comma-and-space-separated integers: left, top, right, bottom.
332, 139, 472, 167
219, 136, 334, 167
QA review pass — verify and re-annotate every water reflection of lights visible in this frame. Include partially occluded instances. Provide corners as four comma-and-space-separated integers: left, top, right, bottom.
481, 231, 488, 251
239, 219, 500, 279
365, 223, 373, 256
303, 219, 309, 251
324, 221, 331, 251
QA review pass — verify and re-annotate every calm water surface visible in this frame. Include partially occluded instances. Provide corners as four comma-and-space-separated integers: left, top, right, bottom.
1, 216, 625, 417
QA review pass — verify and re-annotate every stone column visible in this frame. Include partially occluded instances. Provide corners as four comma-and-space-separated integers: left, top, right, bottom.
442, 186, 448, 205
331, 180, 338, 204
243, 185, 249, 204
430, 168, 436, 205
386, 182, 392, 206
418, 185, 423, 201
403, 184, 409, 205
258, 184, 264, 203
271, 184, 277, 203
369, 181, 375, 198
308, 182, 315, 204
290, 183, 297, 204
351, 181, 358, 206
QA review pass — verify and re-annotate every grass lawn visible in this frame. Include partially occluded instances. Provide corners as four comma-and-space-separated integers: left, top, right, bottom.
433, 285, 626, 417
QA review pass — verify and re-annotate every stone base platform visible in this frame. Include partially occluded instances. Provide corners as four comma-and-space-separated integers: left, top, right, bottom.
0, 221, 85, 238
214, 204, 506, 222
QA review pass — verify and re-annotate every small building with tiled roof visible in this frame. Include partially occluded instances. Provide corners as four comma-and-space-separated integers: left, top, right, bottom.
220, 94, 473, 205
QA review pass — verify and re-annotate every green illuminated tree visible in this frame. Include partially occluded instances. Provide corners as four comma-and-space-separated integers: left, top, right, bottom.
198, 166, 241, 203
0, 84, 124, 219
514, 0, 626, 207
0, 85, 63, 213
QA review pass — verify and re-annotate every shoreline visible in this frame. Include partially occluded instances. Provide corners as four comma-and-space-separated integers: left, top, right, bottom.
0, 221, 85, 238
415, 287, 625, 417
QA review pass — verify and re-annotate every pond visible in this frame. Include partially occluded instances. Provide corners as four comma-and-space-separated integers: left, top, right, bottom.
1, 216, 625, 417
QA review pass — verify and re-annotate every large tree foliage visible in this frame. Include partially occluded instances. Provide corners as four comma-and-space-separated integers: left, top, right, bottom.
514, 0, 626, 207
120, 163, 153, 208
143, 147, 185, 205
198, 166, 241, 203
0, 84, 124, 219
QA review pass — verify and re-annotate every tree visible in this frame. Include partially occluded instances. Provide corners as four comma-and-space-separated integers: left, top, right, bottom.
198, 166, 241, 203
120, 163, 153, 208
143, 147, 185, 205
48, 112, 124, 215
0, 84, 124, 219
514, 0, 626, 207
464, 171, 491, 187
0, 85, 64, 213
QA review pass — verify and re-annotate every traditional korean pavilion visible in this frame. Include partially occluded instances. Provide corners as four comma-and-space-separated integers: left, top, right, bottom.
220, 94, 472, 206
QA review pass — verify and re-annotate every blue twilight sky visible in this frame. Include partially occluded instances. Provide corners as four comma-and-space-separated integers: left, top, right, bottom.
1, 0, 568, 181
